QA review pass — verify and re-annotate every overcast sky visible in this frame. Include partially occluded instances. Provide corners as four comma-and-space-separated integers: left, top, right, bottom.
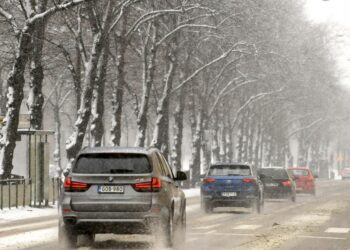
304, 0, 350, 88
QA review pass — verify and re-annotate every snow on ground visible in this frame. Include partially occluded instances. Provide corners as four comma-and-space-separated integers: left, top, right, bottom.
0, 227, 57, 250
0, 205, 58, 224
183, 188, 200, 198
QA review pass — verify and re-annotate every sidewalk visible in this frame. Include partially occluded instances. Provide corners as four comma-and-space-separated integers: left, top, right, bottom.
0, 204, 58, 225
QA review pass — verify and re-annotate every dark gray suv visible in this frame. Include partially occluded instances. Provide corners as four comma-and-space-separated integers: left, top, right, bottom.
58, 147, 187, 248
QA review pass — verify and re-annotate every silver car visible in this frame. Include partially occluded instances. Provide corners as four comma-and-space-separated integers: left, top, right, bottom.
58, 147, 187, 248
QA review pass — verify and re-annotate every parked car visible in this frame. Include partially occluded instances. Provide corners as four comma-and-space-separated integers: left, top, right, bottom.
340, 168, 350, 180
259, 167, 296, 202
287, 167, 316, 195
59, 147, 187, 248
200, 163, 264, 214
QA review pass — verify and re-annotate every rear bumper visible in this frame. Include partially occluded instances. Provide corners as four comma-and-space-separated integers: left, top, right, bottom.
264, 188, 292, 198
60, 210, 166, 234
295, 183, 315, 193
202, 191, 258, 208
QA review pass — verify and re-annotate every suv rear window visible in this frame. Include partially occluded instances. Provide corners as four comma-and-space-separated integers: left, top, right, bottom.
288, 169, 309, 176
208, 165, 251, 176
73, 154, 151, 174
260, 168, 289, 179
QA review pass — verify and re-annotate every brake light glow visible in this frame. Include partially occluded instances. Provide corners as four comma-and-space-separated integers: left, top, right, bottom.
203, 178, 216, 184
242, 178, 256, 183
282, 180, 292, 187
132, 177, 161, 192
64, 177, 90, 192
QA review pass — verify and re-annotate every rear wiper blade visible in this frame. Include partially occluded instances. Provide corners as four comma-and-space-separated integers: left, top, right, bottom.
110, 169, 133, 173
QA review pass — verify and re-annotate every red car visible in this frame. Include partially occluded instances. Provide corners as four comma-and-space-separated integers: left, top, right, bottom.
340, 168, 350, 180
287, 168, 316, 195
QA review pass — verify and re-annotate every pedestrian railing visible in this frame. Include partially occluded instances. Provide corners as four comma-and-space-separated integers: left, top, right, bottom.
0, 177, 62, 210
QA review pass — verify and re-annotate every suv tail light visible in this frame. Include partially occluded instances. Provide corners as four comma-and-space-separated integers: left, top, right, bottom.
282, 180, 292, 187
64, 177, 90, 192
203, 177, 216, 184
242, 178, 256, 183
132, 177, 161, 192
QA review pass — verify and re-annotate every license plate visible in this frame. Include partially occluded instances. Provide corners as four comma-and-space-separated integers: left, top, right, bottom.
222, 192, 237, 197
98, 185, 124, 193
266, 183, 278, 187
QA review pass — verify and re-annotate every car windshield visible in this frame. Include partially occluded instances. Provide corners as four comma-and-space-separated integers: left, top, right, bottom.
208, 165, 251, 176
260, 169, 289, 179
288, 169, 309, 176
73, 154, 151, 174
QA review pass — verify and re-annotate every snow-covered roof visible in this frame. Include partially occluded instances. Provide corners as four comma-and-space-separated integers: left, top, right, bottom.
79, 146, 151, 155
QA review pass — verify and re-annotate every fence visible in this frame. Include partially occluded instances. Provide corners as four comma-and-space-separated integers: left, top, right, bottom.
0, 178, 62, 210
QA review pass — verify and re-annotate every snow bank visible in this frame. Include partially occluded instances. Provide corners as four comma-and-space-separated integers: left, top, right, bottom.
0, 205, 57, 224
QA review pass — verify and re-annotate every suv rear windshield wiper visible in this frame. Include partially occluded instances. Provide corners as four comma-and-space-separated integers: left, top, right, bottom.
110, 169, 133, 173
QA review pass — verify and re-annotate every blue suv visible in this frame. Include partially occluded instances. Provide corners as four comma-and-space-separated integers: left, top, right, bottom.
200, 163, 263, 213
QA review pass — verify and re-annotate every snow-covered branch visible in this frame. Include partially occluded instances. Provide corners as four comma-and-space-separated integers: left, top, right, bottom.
0, 7, 19, 36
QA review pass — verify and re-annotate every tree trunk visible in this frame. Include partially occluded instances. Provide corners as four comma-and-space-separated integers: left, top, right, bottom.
27, 0, 48, 130
90, 39, 109, 147
53, 100, 62, 176
135, 24, 157, 147
151, 48, 176, 159
189, 87, 202, 187
74, 41, 82, 112
110, 15, 128, 146
171, 84, 186, 171
0, 68, 6, 116
66, 2, 113, 165
0, 25, 34, 178
211, 112, 220, 163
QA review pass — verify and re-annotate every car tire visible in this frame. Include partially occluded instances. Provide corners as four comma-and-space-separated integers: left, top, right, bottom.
173, 206, 186, 250
291, 194, 296, 202
79, 233, 95, 247
252, 199, 261, 214
203, 201, 213, 213
164, 209, 174, 248
260, 193, 265, 207
58, 223, 77, 249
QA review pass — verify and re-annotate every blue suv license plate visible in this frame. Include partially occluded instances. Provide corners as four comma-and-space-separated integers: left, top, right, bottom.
222, 192, 237, 197
98, 185, 124, 193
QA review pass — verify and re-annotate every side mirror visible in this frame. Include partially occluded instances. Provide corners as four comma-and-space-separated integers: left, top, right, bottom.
314, 174, 318, 178
63, 169, 70, 178
174, 171, 187, 181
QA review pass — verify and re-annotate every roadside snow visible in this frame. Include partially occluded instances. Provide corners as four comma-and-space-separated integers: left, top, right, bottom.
183, 188, 200, 198
0, 227, 57, 250
0, 205, 58, 224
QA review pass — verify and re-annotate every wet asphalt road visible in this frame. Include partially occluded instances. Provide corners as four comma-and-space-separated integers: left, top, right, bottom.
3, 179, 350, 250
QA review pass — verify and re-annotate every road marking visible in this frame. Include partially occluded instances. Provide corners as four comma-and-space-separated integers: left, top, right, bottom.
206, 230, 217, 234
197, 213, 230, 222
189, 232, 255, 237
193, 224, 220, 230
0, 219, 57, 233
298, 235, 347, 240
187, 237, 199, 242
233, 224, 262, 230
325, 227, 350, 234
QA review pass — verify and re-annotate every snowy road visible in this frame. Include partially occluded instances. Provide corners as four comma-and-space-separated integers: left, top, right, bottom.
1, 180, 350, 250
